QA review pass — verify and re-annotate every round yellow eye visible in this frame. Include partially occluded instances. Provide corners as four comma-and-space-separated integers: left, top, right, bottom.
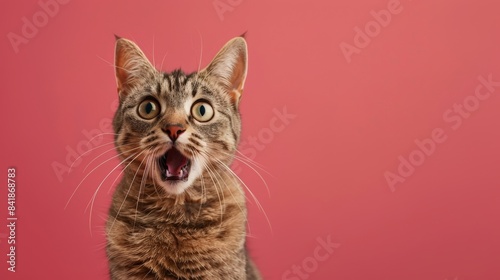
137, 99, 160, 120
191, 101, 214, 122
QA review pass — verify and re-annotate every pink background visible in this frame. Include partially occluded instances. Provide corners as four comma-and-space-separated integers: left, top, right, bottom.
1, 0, 500, 279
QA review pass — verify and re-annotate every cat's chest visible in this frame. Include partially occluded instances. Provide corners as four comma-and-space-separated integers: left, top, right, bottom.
127, 219, 246, 278
134, 213, 244, 253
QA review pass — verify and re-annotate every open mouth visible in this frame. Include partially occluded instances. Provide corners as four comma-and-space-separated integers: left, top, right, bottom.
159, 148, 191, 182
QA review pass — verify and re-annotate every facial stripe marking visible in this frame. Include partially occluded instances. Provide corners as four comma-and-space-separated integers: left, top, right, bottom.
191, 133, 202, 140
213, 140, 229, 151
189, 137, 202, 147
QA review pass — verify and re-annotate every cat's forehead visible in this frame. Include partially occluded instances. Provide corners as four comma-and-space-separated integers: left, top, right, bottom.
156, 71, 193, 107
126, 70, 199, 105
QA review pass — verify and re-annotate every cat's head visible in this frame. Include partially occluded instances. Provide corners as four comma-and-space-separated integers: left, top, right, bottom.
112, 36, 247, 195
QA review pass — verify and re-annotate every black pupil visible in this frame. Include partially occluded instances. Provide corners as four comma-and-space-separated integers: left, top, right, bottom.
199, 105, 205, 116
145, 102, 154, 114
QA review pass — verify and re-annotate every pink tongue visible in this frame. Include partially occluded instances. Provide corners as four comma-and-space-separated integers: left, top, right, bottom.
166, 148, 188, 176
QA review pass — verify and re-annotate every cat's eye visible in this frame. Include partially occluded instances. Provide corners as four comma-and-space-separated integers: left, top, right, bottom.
137, 98, 161, 120
191, 101, 214, 122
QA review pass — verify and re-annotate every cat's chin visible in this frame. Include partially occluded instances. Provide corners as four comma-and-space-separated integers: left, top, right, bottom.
158, 181, 191, 195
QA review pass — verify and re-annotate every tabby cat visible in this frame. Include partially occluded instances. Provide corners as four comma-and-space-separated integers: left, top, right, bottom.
106, 36, 261, 280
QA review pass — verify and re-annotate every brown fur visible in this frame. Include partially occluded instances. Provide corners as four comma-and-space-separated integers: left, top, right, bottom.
106, 36, 261, 279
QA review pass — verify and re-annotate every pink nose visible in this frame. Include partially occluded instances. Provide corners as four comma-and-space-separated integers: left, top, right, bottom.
163, 125, 185, 141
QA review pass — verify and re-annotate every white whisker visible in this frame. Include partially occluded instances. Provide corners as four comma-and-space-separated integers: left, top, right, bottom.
108, 151, 148, 232
190, 147, 225, 225
83, 144, 129, 173
134, 151, 154, 229
65, 146, 141, 210
68, 138, 117, 172
211, 155, 273, 234
86, 151, 144, 235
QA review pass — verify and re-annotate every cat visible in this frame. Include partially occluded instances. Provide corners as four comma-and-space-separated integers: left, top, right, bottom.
105, 35, 261, 280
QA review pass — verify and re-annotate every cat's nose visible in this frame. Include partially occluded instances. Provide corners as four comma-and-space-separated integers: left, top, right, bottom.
162, 125, 185, 142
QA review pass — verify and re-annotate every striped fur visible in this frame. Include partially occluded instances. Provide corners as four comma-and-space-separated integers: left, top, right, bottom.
106, 37, 261, 279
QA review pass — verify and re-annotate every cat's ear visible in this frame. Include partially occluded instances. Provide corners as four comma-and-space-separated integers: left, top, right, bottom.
114, 37, 155, 97
202, 37, 248, 106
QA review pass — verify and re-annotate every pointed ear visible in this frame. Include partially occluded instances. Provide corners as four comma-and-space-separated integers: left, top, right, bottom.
202, 37, 248, 105
114, 37, 155, 96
